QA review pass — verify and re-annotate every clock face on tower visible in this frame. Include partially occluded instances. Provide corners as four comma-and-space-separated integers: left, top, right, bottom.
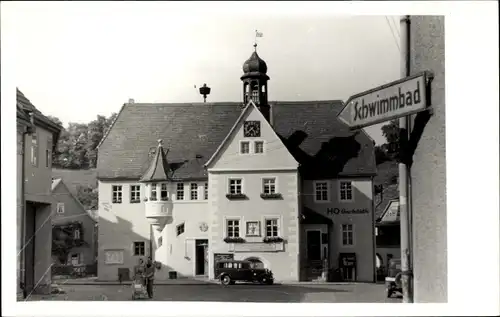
243, 121, 261, 137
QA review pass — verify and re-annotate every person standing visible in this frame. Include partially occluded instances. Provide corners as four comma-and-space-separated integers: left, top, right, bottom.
144, 256, 155, 298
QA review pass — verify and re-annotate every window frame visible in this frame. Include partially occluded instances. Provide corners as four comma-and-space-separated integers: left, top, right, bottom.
130, 185, 141, 203
150, 183, 158, 201
190, 183, 198, 200
254, 140, 265, 154
74, 228, 81, 240
160, 183, 168, 200
176, 223, 185, 236
341, 223, 355, 247
204, 182, 209, 200
262, 177, 277, 194
313, 181, 330, 203
31, 133, 38, 167
225, 218, 241, 238
176, 183, 185, 200
264, 218, 280, 238
133, 241, 146, 256
240, 140, 250, 154
339, 181, 354, 202
228, 178, 243, 195
56, 202, 65, 214
112, 185, 123, 204
46, 136, 52, 168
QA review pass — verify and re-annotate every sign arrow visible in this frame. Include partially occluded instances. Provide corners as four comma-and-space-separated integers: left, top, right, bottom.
338, 71, 433, 130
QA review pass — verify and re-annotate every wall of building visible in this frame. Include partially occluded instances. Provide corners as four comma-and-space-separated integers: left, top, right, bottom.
301, 178, 375, 282
208, 171, 300, 281
24, 127, 53, 204
409, 15, 447, 302
97, 180, 152, 281
151, 182, 210, 279
51, 183, 96, 266
16, 126, 24, 297
33, 204, 53, 294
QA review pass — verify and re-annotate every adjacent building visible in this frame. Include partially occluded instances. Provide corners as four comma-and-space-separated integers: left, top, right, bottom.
51, 178, 97, 275
97, 46, 377, 282
374, 183, 400, 279
17, 89, 62, 297
408, 15, 446, 302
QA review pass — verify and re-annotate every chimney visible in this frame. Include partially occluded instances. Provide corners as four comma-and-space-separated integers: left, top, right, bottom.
128, 98, 135, 104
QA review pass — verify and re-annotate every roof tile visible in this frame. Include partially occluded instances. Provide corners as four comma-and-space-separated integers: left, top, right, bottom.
97, 101, 376, 180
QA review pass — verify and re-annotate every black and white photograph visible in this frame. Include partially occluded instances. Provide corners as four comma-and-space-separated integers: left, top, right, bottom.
1, 1, 499, 317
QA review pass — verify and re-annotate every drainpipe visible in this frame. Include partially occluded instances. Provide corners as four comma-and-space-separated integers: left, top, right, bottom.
20, 112, 35, 298
399, 15, 414, 303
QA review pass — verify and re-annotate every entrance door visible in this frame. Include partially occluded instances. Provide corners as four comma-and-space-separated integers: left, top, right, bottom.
195, 239, 209, 276
306, 230, 321, 261
24, 204, 36, 294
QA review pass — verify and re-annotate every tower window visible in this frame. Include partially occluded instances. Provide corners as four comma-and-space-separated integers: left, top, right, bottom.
261, 85, 266, 93
251, 89, 259, 103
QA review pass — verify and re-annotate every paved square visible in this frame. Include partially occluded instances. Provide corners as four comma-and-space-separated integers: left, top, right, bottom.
27, 283, 402, 303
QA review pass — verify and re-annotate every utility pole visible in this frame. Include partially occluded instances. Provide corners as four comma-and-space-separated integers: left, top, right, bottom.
399, 15, 414, 303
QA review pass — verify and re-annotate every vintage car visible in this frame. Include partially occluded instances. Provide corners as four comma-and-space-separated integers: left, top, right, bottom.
215, 260, 274, 285
385, 258, 402, 297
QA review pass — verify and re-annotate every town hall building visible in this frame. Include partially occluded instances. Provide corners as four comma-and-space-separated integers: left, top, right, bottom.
96, 45, 377, 282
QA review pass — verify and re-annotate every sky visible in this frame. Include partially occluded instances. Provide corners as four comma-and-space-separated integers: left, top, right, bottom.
3, 2, 401, 144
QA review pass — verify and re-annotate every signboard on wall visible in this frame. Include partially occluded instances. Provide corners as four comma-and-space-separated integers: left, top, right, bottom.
104, 249, 124, 265
339, 253, 357, 268
327, 208, 369, 215
337, 72, 431, 130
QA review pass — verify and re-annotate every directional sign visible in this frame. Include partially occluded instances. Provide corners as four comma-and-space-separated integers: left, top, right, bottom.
338, 71, 432, 130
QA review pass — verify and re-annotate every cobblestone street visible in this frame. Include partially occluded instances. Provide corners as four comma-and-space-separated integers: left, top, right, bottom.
27, 282, 402, 303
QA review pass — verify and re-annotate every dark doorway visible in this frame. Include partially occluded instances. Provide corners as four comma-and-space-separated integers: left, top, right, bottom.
195, 239, 209, 276
24, 204, 36, 293
306, 230, 321, 261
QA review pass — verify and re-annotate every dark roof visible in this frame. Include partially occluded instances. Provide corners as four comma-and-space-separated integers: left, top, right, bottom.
17, 88, 62, 139
97, 101, 376, 180
375, 183, 399, 220
242, 50, 268, 75
272, 101, 376, 178
140, 141, 172, 182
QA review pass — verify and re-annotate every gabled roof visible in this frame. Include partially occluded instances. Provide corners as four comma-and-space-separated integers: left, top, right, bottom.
97, 100, 376, 180
51, 178, 97, 223
205, 100, 255, 168
377, 199, 400, 224
140, 140, 172, 182
375, 183, 399, 220
17, 88, 62, 145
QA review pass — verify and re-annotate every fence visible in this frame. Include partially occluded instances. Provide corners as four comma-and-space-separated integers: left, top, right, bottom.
52, 263, 97, 278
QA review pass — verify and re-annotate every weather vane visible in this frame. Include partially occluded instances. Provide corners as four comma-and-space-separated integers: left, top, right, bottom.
254, 30, 263, 50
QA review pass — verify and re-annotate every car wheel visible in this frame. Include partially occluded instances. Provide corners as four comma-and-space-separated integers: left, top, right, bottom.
221, 275, 232, 286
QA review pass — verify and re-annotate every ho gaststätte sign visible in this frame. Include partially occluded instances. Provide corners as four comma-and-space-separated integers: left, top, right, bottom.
338, 71, 432, 130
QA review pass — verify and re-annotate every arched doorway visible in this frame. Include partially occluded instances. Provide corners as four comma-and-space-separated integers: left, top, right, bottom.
245, 257, 265, 269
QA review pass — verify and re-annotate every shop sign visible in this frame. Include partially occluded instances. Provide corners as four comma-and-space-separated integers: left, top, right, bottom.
327, 207, 369, 215
339, 253, 356, 268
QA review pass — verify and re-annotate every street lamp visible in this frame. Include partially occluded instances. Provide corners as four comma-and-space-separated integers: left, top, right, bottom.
199, 83, 211, 103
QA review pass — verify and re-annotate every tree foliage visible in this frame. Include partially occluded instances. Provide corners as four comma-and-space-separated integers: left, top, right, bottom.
50, 113, 118, 169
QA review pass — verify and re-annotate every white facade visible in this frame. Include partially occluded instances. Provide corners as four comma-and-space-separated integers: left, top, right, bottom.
97, 103, 375, 282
